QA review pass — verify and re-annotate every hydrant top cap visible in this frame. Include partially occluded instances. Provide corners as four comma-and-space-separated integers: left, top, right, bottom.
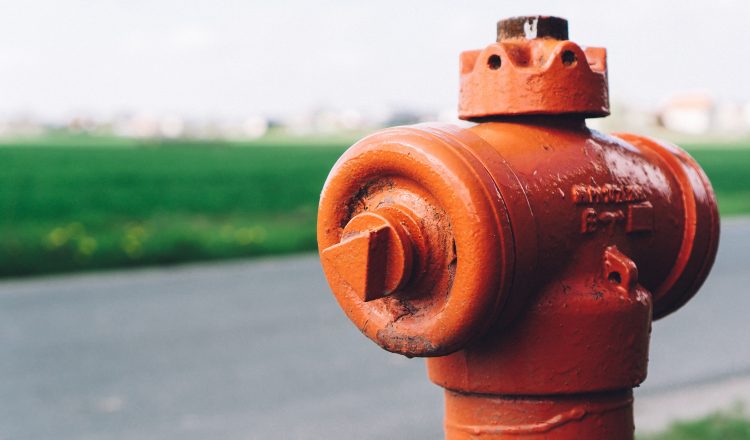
459, 16, 610, 120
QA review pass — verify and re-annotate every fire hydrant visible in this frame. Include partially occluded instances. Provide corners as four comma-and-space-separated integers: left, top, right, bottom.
317, 16, 719, 439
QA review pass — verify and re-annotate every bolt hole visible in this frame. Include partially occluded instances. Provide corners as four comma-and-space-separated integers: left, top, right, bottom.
487, 54, 502, 70
561, 50, 577, 66
608, 271, 622, 285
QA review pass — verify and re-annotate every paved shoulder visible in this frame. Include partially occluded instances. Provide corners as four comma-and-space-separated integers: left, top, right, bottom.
1, 219, 748, 439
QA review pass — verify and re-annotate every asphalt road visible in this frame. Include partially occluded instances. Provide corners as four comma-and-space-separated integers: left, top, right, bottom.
1, 219, 748, 440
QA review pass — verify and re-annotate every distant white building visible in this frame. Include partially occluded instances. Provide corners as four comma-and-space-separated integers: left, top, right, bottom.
714, 101, 748, 134
158, 115, 185, 139
659, 93, 714, 135
241, 116, 269, 139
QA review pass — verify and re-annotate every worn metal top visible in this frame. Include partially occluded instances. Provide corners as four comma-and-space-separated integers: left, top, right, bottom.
497, 16, 569, 41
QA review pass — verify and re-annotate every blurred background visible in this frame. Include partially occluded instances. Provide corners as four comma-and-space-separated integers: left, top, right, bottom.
0, 1, 748, 439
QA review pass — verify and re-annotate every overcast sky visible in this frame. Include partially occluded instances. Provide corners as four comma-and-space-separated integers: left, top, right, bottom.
0, 0, 745, 120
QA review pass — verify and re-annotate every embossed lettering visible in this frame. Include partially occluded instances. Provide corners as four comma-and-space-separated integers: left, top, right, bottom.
580, 208, 625, 234
571, 184, 646, 205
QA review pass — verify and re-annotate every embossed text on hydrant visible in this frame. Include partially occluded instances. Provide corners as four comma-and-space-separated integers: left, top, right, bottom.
571, 184, 646, 204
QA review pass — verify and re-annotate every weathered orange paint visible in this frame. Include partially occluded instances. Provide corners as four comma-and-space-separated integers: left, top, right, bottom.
317, 16, 720, 439
459, 35, 609, 119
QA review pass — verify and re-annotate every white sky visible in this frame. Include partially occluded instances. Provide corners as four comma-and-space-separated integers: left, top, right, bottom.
0, 0, 745, 120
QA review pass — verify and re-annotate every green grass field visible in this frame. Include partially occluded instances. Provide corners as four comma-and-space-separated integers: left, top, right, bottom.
0, 135, 748, 277
640, 407, 750, 440
685, 146, 750, 216
0, 136, 349, 277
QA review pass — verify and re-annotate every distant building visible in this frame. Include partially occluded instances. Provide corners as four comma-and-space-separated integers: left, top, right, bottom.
158, 115, 185, 139
241, 116, 269, 139
658, 93, 714, 135
714, 101, 747, 134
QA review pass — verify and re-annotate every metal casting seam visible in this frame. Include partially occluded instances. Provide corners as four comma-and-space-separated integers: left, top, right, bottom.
445, 396, 634, 435
435, 124, 540, 325
422, 125, 518, 320
409, 127, 508, 323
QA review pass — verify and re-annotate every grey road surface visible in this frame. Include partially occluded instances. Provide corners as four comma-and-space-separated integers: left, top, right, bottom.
1, 219, 748, 440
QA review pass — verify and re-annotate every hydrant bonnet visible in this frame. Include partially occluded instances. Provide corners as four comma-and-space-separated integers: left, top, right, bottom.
459, 16, 610, 120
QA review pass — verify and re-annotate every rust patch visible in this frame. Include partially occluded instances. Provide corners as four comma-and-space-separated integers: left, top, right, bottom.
343, 179, 396, 228
376, 327, 442, 357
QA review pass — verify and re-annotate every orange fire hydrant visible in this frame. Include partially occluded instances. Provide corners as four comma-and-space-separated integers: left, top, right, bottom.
317, 16, 720, 439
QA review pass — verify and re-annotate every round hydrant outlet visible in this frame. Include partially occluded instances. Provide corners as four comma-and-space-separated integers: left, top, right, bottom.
317, 15, 720, 439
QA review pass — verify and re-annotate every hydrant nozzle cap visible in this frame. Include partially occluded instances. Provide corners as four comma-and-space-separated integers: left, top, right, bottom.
497, 16, 568, 41
317, 125, 516, 357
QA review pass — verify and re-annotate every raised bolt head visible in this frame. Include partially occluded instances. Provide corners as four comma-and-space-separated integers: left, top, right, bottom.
497, 16, 569, 42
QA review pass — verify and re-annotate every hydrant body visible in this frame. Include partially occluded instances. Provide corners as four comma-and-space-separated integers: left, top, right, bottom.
317, 16, 719, 439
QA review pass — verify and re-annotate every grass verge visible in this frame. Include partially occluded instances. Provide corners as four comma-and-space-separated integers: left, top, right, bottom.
640, 406, 750, 440
0, 138, 347, 276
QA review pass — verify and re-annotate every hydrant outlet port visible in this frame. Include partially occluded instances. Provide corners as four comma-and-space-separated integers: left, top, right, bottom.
318, 125, 517, 357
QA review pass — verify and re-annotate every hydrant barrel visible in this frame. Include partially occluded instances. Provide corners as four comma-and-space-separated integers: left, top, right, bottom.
317, 16, 720, 439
